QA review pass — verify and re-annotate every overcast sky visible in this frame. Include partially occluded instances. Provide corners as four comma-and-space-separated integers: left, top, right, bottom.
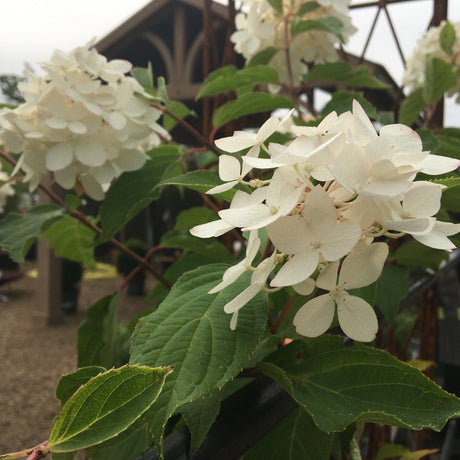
2, 0, 460, 122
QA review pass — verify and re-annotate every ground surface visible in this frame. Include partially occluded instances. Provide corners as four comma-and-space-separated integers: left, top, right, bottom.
0, 268, 156, 454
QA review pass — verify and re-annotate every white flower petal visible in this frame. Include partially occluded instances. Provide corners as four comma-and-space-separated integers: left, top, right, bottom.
54, 165, 76, 189
271, 250, 319, 287
360, 179, 411, 199
215, 132, 257, 152
113, 149, 147, 172
385, 217, 435, 235
316, 260, 339, 291
46, 143, 74, 171
320, 221, 361, 261
209, 261, 247, 294
206, 181, 238, 195
75, 137, 106, 167
293, 295, 335, 337
414, 221, 460, 250
108, 111, 127, 130
45, 117, 67, 129
403, 181, 441, 217
223, 283, 262, 314
303, 186, 337, 241
190, 219, 234, 238
266, 216, 311, 254
339, 242, 388, 289
380, 124, 422, 153
293, 278, 315, 296
219, 155, 241, 182
420, 154, 460, 175
79, 173, 105, 200
336, 294, 378, 342
68, 121, 87, 134
256, 115, 280, 142
332, 143, 368, 193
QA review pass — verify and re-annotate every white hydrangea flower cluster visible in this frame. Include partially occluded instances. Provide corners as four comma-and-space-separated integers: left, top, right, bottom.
404, 21, 460, 102
231, 0, 356, 87
191, 101, 460, 342
0, 40, 169, 200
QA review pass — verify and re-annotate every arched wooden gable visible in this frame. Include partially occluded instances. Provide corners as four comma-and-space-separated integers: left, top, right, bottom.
96, 0, 230, 101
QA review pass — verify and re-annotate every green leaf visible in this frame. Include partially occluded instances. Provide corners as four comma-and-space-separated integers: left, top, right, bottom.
42, 217, 95, 267
0, 204, 65, 263
297, 1, 321, 15
88, 418, 151, 460
131, 63, 154, 93
50, 453, 75, 460
267, 0, 282, 13
144, 252, 226, 304
441, 185, 460, 212
424, 56, 456, 105
391, 240, 449, 270
291, 16, 343, 40
77, 294, 125, 368
98, 145, 182, 243
247, 47, 278, 67
260, 337, 460, 433
163, 100, 193, 131
322, 90, 378, 119
398, 88, 426, 126
198, 65, 279, 99
174, 207, 218, 231
242, 407, 332, 460
375, 265, 409, 323
48, 365, 172, 453
56, 366, 106, 405
435, 130, 460, 160
65, 195, 83, 213
304, 62, 388, 89
156, 76, 169, 104
130, 265, 268, 455
213, 93, 294, 128
161, 170, 235, 201
440, 21, 456, 56
431, 176, 460, 188
180, 378, 252, 451
417, 128, 439, 153
161, 229, 232, 260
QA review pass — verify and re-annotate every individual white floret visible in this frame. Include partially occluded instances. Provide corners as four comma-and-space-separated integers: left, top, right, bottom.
293, 241, 388, 342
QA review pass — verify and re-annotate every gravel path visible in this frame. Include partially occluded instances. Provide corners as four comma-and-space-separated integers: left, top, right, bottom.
0, 270, 155, 454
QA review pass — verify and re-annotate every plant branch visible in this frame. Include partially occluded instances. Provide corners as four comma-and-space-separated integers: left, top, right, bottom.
151, 103, 219, 153
271, 294, 297, 333
119, 245, 164, 293
3, 441, 50, 460
0, 151, 172, 289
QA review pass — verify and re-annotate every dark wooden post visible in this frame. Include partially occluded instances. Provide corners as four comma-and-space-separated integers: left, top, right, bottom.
38, 174, 63, 325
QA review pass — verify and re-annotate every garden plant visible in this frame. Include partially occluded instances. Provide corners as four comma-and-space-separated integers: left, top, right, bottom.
1, 1, 460, 459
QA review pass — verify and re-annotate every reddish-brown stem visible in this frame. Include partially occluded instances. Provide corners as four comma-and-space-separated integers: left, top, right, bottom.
272, 294, 298, 333
26, 442, 48, 460
150, 102, 218, 153
119, 245, 163, 293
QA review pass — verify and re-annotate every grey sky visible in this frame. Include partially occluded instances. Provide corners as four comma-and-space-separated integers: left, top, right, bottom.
2, 0, 460, 122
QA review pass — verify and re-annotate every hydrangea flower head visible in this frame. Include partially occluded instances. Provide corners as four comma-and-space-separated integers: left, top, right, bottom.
192, 101, 460, 341
404, 20, 460, 102
231, 0, 356, 87
0, 40, 169, 199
